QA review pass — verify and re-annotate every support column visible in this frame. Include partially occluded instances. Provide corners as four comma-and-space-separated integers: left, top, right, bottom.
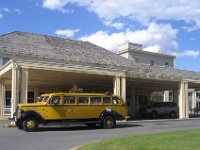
20, 68, 28, 104
121, 77, 126, 103
179, 82, 185, 119
173, 89, 179, 105
178, 81, 189, 119
34, 88, 40, 102
131, 86, 136, 117
192, 91, 197, 110
185, 82, 189, 119
164, 90, 169, 102
11, 65, 19, 118
113, 76, 121, 96
0, 80, 5, 116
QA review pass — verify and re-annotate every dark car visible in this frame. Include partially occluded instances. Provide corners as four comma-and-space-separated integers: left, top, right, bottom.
142, 102, 178, 118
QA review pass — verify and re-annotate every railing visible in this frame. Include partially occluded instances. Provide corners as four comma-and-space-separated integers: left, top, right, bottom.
3, 106, 11, 116
189, 101, 200, 118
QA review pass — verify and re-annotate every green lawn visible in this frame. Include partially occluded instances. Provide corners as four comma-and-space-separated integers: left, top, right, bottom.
77, 129, 200, 150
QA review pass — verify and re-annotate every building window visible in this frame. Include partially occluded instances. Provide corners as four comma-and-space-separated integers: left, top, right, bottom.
197, 93, 200, 99
188, 92, 192, 97
5, 91, 11, 107
28, 91, 35, 103
169, 91, 173, 102
4, 91, 11, 115
165, 62, 169, 68
151, 91, 163, 102
2, 57, 10, 65
150, 60, 155, 66
134, 57, 139, 63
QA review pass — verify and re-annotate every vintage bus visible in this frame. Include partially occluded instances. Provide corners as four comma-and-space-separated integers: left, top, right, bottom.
14, 92, 128, 131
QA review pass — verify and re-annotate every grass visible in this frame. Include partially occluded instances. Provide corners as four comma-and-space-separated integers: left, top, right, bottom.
77, 129, 200, 150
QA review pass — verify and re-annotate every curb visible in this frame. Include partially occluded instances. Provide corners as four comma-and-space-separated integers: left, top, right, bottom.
124, 118, 181, 123
70, 144, 87, 150
119, 118, 200, 124
0, 117, 9, 121
70, 141, 100, 150
3, 121, 16, 128
4, 124, 16, 128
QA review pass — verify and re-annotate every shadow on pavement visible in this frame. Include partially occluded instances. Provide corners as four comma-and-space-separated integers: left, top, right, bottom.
36, 123, 142, 132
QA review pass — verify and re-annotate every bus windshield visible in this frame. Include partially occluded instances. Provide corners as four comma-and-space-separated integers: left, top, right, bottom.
37, 96, 49, 102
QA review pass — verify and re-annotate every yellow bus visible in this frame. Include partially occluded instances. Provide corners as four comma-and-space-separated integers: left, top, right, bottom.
14, 92, 128, 132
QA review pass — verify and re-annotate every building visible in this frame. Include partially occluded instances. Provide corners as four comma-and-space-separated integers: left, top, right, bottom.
118, 42, 200, 114
188, 89, 200, 113
118, 43, 175, 105
117, 43, 175, 68
0, 31, 200, 119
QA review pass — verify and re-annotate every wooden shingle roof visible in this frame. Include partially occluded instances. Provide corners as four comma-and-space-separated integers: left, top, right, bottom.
0, 31, 200, 81
0, 31, 141, 69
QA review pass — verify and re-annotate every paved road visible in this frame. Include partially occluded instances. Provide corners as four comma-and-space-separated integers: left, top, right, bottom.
1, 119, 200, 150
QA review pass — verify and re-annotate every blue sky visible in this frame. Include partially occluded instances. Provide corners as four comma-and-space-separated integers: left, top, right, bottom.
0, 0, 200, 72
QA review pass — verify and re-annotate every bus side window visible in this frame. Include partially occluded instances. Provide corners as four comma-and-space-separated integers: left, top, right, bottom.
63, 96, 75, 104
77, 96, 89, 104
50, 96, 60, 105
112, 96, 121, 105
103, 96, 111, 104
90, 96, 101, 105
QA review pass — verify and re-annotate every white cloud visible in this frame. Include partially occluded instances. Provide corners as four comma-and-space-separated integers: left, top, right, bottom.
43, 0, 67, 11
80, 23, 178, 53
41, 0, 200, 31
104, 20, 124, 30
143, 45, 160, 53
81, 30, 127, 51
0, 8, 22, 19
172, 50, 200, 58
190, 38, 196, 41
42, 0, 73, 13
55, 29, 79, 38
0, 8, 10, 18
0, 13, 3, 18
14, 8, 22, 15
42, 1, 200, 58
3, 8, 10, 12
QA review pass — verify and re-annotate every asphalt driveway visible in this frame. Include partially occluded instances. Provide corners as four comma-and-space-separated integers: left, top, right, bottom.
1, 119, 200, 150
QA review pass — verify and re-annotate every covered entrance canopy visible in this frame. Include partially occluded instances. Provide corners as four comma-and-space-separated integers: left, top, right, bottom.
0, 31, 200, 119
0, 59, 127, 117
2, 65, 115, 93
1, 59, 200, 119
